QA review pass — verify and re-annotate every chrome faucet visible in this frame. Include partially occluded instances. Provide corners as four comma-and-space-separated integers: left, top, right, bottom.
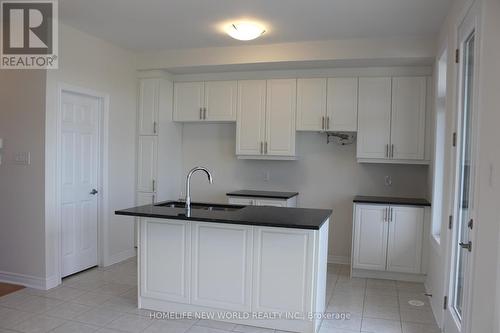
185, 167, 213, 214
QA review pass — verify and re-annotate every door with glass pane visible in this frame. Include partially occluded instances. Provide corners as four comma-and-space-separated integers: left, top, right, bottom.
444, 4, 479, 333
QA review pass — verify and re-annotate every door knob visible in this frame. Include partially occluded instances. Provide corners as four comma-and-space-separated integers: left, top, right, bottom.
90, 189, 98, 195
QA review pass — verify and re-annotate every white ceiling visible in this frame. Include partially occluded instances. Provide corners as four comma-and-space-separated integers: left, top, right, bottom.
59, 0, 453, 52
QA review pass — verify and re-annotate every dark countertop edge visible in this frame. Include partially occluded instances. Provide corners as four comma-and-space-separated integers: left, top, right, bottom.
353, 196, 431, 207
226, 191, 299, 199
115, 210, 329, 230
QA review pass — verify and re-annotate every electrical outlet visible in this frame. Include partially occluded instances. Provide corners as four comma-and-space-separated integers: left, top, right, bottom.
13, 152, 30, 165
385, 175, 393, 186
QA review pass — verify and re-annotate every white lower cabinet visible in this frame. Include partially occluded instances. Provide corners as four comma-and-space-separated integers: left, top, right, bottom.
140, 219, 191, 303
252, 227, 313, 313
139, 218, 329, 333
352, 203, 424, 276
191, 223, 253, 311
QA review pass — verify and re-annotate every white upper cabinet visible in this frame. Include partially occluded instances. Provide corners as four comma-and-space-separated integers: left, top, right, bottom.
137, 136, 158, 193
296, 78, 327, 131
390, 77, 427, 160
138, 79, 159, 135
236, 80, 267, 156
357, 76, 428, 163
357, 77, 392, 159
236, 79, 296, 158
327, 77, 358, 132
204, 81, 237, 121
173, 81, 236, 122
173, 82, 204, 121
265, 79, 297, 157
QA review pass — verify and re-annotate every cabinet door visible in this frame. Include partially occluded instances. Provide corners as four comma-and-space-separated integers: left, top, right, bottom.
135, 192, 155, 247
137, 136, 157, 193
296, 78, 327, 131
327, 77, 358, 132
254, 199, 287, 207
236, 80, 267, 156
192, 223, 253, 311
204, 81, 237, 121
352, 204, 388, 271
138, 79, 159, 135
253, 227, 313, 313
141, 219, 191, 303
390, 77, 427, 160
265, 79, 297, 156
173, 82, 204, 121
357, 78, 392, 159
387, 206, 424, 273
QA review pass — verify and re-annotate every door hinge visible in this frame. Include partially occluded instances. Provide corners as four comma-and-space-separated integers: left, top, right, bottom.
448, 215, 453, 230
455, 49, 460, 63
444, 296, 448, 310
452, 132, 457, 147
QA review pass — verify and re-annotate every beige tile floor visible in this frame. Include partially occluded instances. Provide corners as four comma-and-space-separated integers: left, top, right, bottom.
0, 259, 441, 333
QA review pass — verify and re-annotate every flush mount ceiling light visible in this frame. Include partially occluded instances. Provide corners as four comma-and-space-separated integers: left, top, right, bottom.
226, 22, 266, 41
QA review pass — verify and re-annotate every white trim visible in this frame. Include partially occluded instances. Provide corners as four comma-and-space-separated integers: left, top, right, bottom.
352, 269, 426, 283
0, 271, 57, 290
327, 255, 350, 265
55, 83, 110, 285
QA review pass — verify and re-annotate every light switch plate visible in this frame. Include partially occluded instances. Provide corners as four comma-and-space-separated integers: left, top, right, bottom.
13, 152, 31, 165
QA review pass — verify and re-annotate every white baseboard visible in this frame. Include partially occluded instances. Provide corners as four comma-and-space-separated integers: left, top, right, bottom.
328, 255, 350, 265
352, 268, 426, 282
0, 270, 50, 290
103, 248, 137, 267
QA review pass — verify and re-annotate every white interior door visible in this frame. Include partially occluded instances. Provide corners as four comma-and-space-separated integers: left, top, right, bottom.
444, 4, 479, 333
61, 91, 100, 277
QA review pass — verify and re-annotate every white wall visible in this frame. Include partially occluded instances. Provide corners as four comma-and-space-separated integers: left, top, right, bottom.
45, 24, 137, 284
0, 70, 48, 288
180, 124, 429, 261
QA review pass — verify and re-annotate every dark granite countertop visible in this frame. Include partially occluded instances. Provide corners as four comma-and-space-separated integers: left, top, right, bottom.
353, 196, 431, 207
115, 201, 330, 230
226, 190, 299, 199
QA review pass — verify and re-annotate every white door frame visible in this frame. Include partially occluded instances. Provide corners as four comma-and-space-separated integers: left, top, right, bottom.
443, 1, 481, 332
55, 83, 110, 284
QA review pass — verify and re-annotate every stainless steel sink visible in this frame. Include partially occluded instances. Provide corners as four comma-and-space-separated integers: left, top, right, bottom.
155, 201, 244, 212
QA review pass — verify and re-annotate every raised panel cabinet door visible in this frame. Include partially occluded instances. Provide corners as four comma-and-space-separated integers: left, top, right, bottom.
137, 136, 157, 193
252, 227, 313, 313
357, 77, 392, 159
138, 79, 159, 135
390, 77, 427, 160
173, 82, 204, 121
191, 223, 253, 311
327, 77, 359, 132
204, 81, 237, 121
236, 80, 267, 156
296, 78, 327, 131
352, 204, 388, 271
386, 206, 424, 273
265, 79, 297, 156
135, 192, 156, 247
140, 219, 191, 303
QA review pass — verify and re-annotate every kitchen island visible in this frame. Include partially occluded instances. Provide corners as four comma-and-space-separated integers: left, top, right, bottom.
116, 201, 331, 333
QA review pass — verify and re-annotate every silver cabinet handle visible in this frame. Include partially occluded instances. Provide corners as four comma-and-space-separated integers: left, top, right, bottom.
264, 142, 268, 154
322, 116, 325, 130
203, 107, 207, 120
153, 121, 157, 134
390, 207, 393, 222
199, 107, 203, 120
260, 141, 263, 154
152, 179, 156, 192
391, 144, 394, 158
383, 207, 387, 222
385, 144, 389, 158
152, 195, 155, 205
327, 116, 330, 130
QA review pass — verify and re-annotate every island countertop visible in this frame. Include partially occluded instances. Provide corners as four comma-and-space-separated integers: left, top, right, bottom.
115, 201, 331, 230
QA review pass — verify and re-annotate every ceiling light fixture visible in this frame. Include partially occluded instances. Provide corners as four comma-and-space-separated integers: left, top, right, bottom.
226, 22, 266, 41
